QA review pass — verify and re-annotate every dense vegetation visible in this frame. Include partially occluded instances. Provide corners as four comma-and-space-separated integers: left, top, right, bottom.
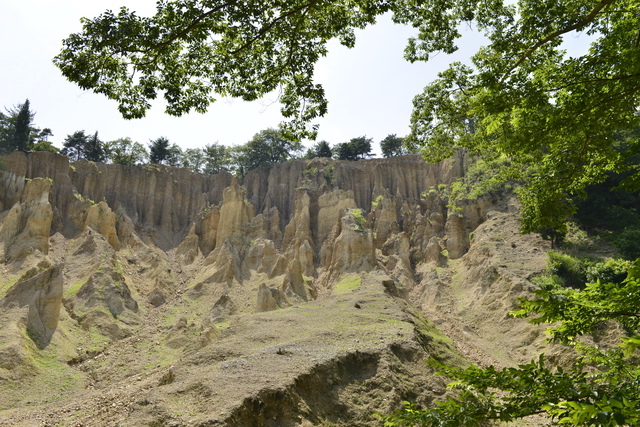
0, 99, 55, 153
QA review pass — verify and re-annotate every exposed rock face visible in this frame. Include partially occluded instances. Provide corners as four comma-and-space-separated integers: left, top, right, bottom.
316, 189, 358, 247
210, 293, 235, 322
195, 205, 220, 256
1, 150, 535, 426
0, 151, 477, 268
0, 178, 53, 261
216, 177, 254, 247
325, 208, 377, 274
84, 201, 119, 249
1, 263, 63, 349
256, 283, 289, 312
372, 192, 400, 249
0, 151, 495, 323
74, 266, 138, 319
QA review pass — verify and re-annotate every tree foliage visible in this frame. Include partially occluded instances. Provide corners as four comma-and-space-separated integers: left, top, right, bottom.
235, 128, 302, 174
105, 137, 148, 165
149, 136, 173, 165
53, 0, 392, 138
335, 136, 372, 161
61, 130, 106, 162
380, 134, 407, 157
0, 99, 51, 153
61, 130, 89, 161
84, 131, 106, 162
202, 143, 232, 174
305, 140, 332, 159
11, 100, 33, 152
403, 0, 640, 238
180, 147, 205, 172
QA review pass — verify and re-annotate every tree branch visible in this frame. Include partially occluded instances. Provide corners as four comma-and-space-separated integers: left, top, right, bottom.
228, 0, 321, 55
155, 0, 239, 50
503, 0, 618, 78
549, 72, 640, 91
575, 86, 640, 118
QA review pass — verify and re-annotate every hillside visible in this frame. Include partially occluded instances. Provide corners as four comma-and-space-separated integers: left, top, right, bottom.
0, 151, 561, 426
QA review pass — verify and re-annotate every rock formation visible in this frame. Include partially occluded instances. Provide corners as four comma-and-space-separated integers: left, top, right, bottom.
1, 262, 63, 349
0, 177, 53, 261
0, 151, 559, 426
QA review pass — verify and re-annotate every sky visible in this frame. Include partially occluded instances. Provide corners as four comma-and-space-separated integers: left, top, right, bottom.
0, 1, 590, 154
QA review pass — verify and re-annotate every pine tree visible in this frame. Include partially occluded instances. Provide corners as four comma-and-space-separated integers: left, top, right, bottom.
12, 100, 32, 151
62, 131, 88, 161
149, 137, 171, 164
306, 140, 332, 159
84, 131, 106, 162
0, 99, 40, 152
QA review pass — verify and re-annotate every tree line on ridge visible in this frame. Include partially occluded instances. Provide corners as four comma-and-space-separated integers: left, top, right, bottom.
0, 99, 410, 176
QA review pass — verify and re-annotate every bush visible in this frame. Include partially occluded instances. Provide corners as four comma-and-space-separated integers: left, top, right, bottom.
585, 258, 633, 284
547, 251, 587, 288
351, 209, 366, 232
531, 274, 565, 290
613, 227, 640, 260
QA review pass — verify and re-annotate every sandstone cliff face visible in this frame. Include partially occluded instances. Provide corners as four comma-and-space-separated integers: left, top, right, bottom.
0, 150, 530, 426
0, 177, 53, 261
1, 262, 63, 349
0, 151, 492, 327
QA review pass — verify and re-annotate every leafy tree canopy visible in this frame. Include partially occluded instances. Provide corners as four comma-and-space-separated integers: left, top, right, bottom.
53, 0, 391, 138
202, 143, 232, 174
380, 134, 407, 158
61, 130, 106, 162
305, 140, 332, 159
105, 137, 148, 165
335, 136, 372, 161
404, 0, 640, 238
61, 130, 89, 161
235, 128, 303, 174
149, 136, 173, 165
180, 147, 205, 172
166, 143, 184, 167
84, 131, 106, 162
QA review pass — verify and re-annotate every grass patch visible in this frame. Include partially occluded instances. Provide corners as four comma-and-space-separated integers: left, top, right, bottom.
64, 281, 86, 298
333, 274, 361, 296
74, 193, 96, 205
0, 274, 19, 299
215, 320, 232, 330
139, 338, 180, 371
113, 259, 124, 276
411, 310, 466, 367
0, 336, 87, 410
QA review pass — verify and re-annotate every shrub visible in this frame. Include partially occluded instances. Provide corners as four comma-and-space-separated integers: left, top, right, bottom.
371, 195, 384, 210
531, 274, 565, 290
351, 209, 366, 232
585, 258, 633, 284
614, 227, 640, 260
547, 251, 587, 288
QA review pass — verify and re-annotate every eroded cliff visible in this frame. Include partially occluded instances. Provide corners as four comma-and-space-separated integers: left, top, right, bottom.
0, 152, 555, 426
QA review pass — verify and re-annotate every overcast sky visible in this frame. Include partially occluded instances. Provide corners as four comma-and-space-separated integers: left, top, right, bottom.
0, 1, 589, 154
